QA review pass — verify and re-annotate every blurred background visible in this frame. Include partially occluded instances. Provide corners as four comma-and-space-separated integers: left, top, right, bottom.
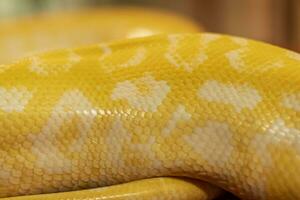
0, 0, 299, 52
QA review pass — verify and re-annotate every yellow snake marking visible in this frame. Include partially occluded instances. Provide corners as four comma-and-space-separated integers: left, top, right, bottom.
28, 90, 96, 173
100, 45, 147, 73
184, 121, 233, 168
251, 118, 300, 166
165, 34, 220, 72
0, 32, 299, 200
198, 80, 262, 112
225, 47, 248, 70
225, 37, 251, 70
225, 36, 298, 74
0, 65, 10, 74
98, 44, 112, 61
29, 50, 81, 75
104, 117, 163, 182
0, 87, 32, 112
248, 118, 300, 199
259, 60, 285, 71
282, 93, 300, 111
286, 50, 300, 61
104, 118, 132, 178
230, 37, 249, 46
111, 75, 170, 112
200, 34, 222, 45
162, 105, 191, 137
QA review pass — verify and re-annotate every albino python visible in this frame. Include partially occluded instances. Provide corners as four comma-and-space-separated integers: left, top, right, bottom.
0, 8, 299, 200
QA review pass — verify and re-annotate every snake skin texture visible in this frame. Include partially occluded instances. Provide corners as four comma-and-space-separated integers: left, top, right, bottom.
0, 32, 299, 200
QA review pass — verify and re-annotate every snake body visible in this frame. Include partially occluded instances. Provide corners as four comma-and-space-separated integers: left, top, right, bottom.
0, 8, 200, 64
0, 8, 300, 200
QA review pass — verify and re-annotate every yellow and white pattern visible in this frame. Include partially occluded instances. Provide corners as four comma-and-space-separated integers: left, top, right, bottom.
0, 8, 299, 200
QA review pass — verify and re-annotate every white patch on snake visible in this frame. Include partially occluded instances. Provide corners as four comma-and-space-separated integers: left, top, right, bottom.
225, 48, 247, 70
0, 87, 32, 112
184, 121, 233, 167
282, 93, 300, 111
98, 44, 112, 61
286, 50, 300, 61
29, 50, 80, 75
111, 75, 170, 112
256, 59, 284, 73
269, 60, 284, 68
29, 56, 46, 75
0, 64, 10, 73
105, 118, 131, 172
100, 46, 146, 72
29, 90, 95, 173
198, 80, 261, 112
201, 34, 221, 45
251, 119, 300, 166
249, 118, 300, 200
105, 118, 162, 180
120, 47, 146, 67
68, 51, 81, 63
131, 136, 162, 169
165, 35, 208, 72
249, 119, 300, 199
162, 105, 191, 136
231, 37, 248, 46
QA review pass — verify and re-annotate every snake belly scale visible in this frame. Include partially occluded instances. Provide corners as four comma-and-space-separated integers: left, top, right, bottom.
0, 33, 299, 200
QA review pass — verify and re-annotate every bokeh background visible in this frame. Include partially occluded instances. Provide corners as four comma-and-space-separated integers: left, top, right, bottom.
0, 0, 299, 52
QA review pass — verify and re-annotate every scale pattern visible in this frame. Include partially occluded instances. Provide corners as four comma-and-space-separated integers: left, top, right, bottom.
0, 33, 299, 200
